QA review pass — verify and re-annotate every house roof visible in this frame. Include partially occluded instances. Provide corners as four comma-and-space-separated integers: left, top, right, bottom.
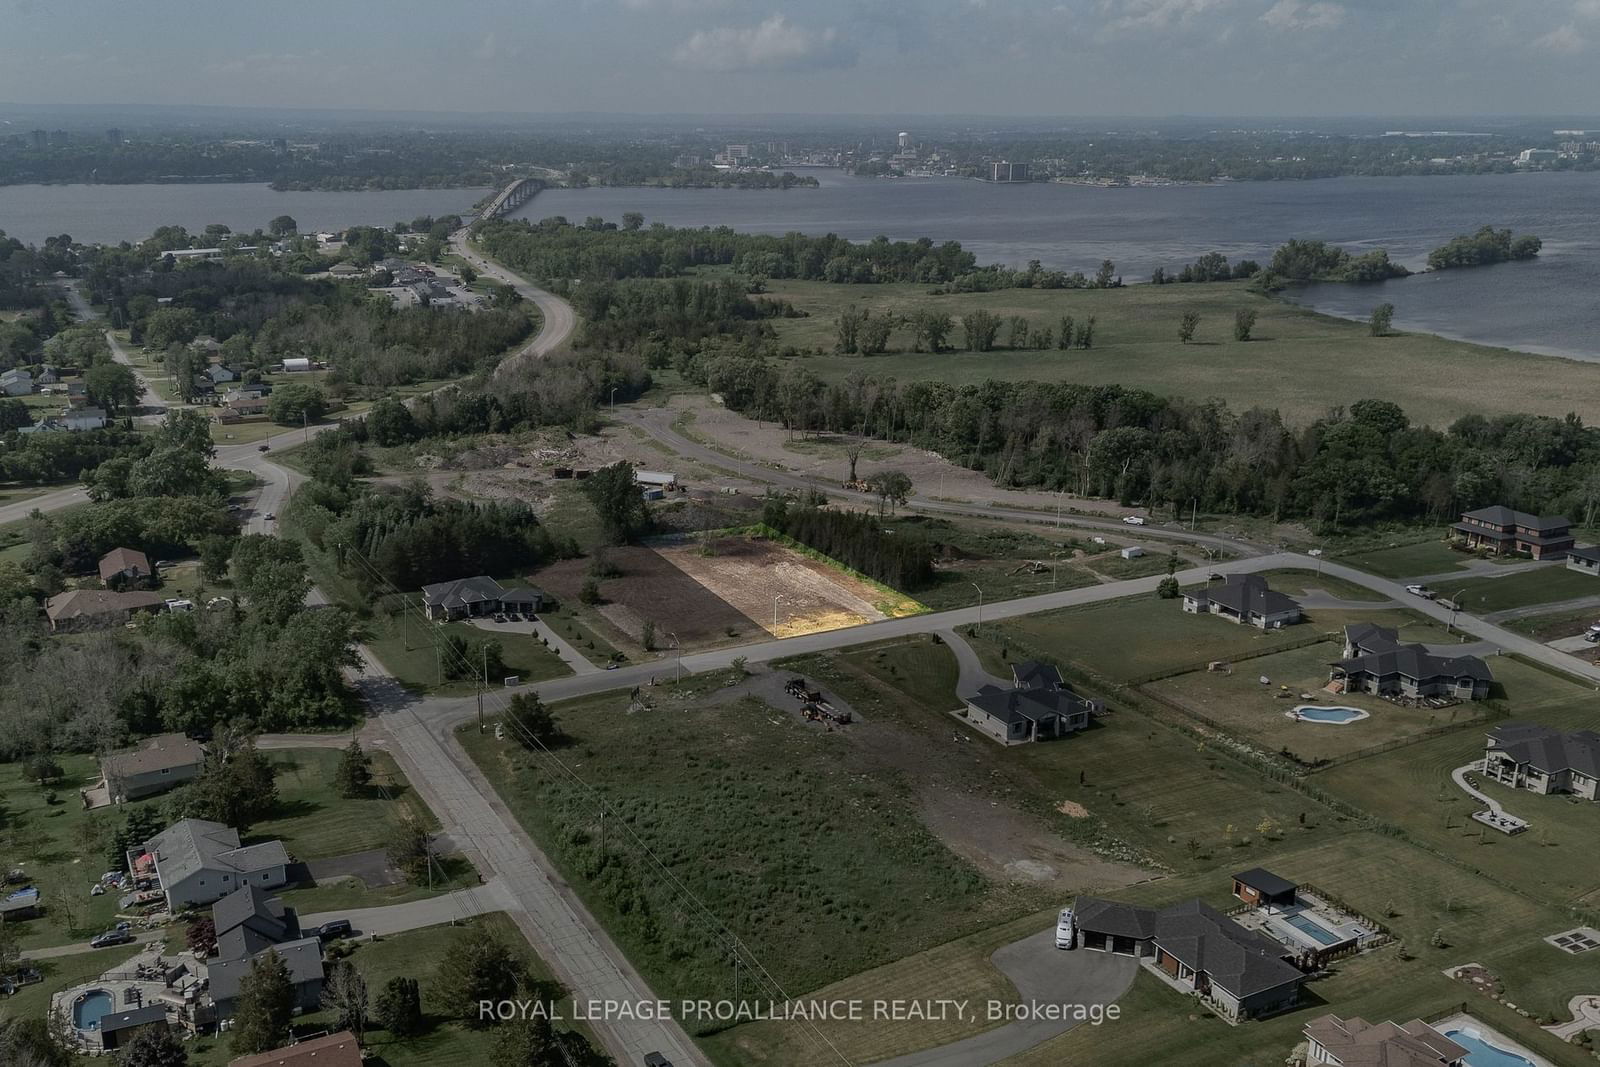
213, 885, 299, 958
1335, 644, 1492, 685
98, 546, 152, 581
968, 684, 1092, 726
1186, 574, 1299, 618
1487, 722, 1600, 778
421, 575, 506, 609
103, 733, 203, 780
208, 937, 324, 1005
1344, 622, 1400, 653
1460, 505, 1568, 531
228, 1030, 362, 1067
1011, 661, 1063, 690
1072, 896, 1158, 940
1232, 867, 1298, 897
44, 588, 167, 622
99, 1004, 169, 1033
498, 585, 543, 605
1567, 545, 1600, 564
1151, 899, 1304, 1000
144, 819, 289, 887
1303, 1014, 1470, 1067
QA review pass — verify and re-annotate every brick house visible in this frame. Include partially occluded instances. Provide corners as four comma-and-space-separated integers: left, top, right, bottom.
1451, 506, 1574, 559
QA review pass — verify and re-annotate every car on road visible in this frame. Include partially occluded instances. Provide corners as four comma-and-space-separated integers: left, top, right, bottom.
263, 514, 276, 522
1585, 624, 1600, 643
1055, 906, 1075, 949
643, 1054, 673, 1067
89, 929, 135, 948
317, 919, 353, 941
1405, 585, 1436, 599
1122, 516, 1146, 526
257, 444, 270, 452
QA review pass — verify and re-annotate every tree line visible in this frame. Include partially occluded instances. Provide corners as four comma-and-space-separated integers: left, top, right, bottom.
762, 497, 935, 590
1427, 225, 1542, 270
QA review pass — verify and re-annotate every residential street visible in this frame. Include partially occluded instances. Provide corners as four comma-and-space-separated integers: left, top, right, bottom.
58, 280, 166, 413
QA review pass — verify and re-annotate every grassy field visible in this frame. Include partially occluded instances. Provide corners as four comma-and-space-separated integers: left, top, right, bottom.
364, 615, 571, 694
249, 747, 437, 859
1257, 568, 1389, 602
1502, 604, 1600, 640
1143, 642, 1497, 764
1335, 539, 1470, 579
1012, 834, 1590, 1067
457, 683, 1035, 1027
1448, 564, 1594, 614
761, 279, 1600, 427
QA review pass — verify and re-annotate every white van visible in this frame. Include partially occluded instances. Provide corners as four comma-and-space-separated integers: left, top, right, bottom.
1055, 907, 1075, 949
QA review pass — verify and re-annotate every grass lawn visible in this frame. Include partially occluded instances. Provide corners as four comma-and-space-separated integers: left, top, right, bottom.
4, 938, 146, 1021
1501, 604, 1600, 640
884, 514, 1110, 611
1012, 833, 1591, 1067
1257, 568, 1389, 603
457, 686, 1026, 1028
248, 748, 438, 859
1314, 658, 1600, 907
1143, 643, 1495, 765
761, 279, 1600, 428
364, 616, 571, 695
1448, 564, 1594, 614
982, 594, 1308, 683
1335, 540, 1468, 579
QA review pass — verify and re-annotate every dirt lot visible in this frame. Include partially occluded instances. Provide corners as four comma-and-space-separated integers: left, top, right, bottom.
534, 534, 899, 648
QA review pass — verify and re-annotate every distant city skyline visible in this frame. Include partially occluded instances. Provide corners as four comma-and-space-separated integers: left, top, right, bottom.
1, 0, 1597, 118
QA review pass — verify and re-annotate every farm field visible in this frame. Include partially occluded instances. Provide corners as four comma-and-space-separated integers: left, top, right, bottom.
1143, 641, 1497, 764
759, 279, 1600, 428
1448, 564, 1595, 614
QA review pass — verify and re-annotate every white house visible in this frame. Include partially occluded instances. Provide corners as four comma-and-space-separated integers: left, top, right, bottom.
281, 357, 312, 373
131, 819, 290, 910
0, 368, 32, 396
62, 407, 109, 431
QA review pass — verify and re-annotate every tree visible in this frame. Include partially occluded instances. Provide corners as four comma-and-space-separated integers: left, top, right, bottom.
1076, 315, 1096, 349
1369, 302, 1395, 336
1233, 308, 1258, 342
1178, 311, 1201, 344
268, 215, 298, 237
1007, 316, 1029, 349
859, 313, 895, 355
1094, 259, 1117, 289
321, 959, 369, 1041
171, 731, 279, 834
229, 949, 294, 1054
366, 397, 418, 446
909, 309, 951, 352
198, 535, 233, 584
0, 399, 31, 431
1155, 576, 1181, 599
334, 738, 373, 798
373, 976, 424, 1038
581, 462, 648, 545
621, 211, 645, 232
960, 310, 1000, 352
640, 618, 657, 650
231, 535, 310, 626
117, 1026, 187, 1067
0, 917, 19, 975
434, 924, 528, 1027
578, 577, 602, 605
267, 383, 327, 426
505, 692, 561, 749
387, 814, 435, 884
85, 363, 139, 415
0, 1017, 72, 1067
458, 265, 478, 285
835, 305, 866, 354
868, 470, 913, 517
1057, 316, 1074, 350
24, 754, 63, 785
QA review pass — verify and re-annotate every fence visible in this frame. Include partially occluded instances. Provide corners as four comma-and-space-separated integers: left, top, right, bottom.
1122, 630, 1336, 686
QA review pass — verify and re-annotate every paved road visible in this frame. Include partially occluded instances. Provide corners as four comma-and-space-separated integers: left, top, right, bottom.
59, 280, 167, 414
449, 227, 577, 378
873, 932, 1138, 1067
21, 929, 163, 962
300, 880, 513, 939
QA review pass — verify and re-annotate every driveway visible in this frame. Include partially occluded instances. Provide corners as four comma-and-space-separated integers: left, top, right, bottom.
299, 878, 513, 938
939, 629, 1010, 699
468, 616, 597, 675
875, 930, 1138, 1067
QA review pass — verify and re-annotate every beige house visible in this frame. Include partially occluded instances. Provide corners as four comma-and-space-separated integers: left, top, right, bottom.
1303, 1014, 1467, 1066
44, 588, 166, 632
1181, 574, 1301, 629
1483, 723, 1600, 800
102, 734, 204, 802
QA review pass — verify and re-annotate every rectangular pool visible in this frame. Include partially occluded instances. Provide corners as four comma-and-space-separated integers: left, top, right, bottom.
1282, 912, 1343, 946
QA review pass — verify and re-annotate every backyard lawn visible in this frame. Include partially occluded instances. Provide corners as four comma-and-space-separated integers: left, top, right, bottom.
365, 616, 572, 694
248, 747, 438, 859
1335, 540, 1469, 579
1448, 564, 1594, 614
1143, 642, 1497, 764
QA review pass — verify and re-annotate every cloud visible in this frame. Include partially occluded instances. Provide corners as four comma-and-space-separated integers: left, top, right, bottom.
672, 14, 857, 72
1101, 0, 1236, 33
1260, 0, 1346, 30
1533, 22, 1588, 52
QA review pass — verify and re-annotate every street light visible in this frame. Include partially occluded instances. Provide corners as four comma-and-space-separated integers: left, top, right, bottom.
609, 387, 618, 413
970, 581, 984, 634
668, 631, 683, 682
1448, 588, 1468, 635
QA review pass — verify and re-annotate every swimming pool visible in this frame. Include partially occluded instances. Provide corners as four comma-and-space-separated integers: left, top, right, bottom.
1282, 912, 1344, 945
72, 989, 114, 1030
1288, 705, 1369, 724
1444, 1028, 1540, 1067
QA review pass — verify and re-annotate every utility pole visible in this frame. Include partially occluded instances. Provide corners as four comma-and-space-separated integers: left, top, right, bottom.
609, 387, 618, 414
302, 409, 309, 444
600, 809, 607, 853
477, 645, 486, 732
970, 581, 984, 635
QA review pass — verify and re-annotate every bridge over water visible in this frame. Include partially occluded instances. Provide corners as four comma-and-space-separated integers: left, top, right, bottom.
478, 177, 541, 220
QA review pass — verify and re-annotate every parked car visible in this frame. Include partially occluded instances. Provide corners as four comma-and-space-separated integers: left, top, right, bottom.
1122, 516, 1147, 526
317, 919, 353, 941
1584, 624, 1600, 643
257, 444, 270, 452
643, 1054, 674, 1067
1055, 907, 1076, 949
89, 929, 135, 948
1405, 585, 1436, 599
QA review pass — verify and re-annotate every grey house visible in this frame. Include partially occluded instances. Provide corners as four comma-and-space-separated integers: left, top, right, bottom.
1567, 546, 1600, 576
1331, 623, 1492, 701
1304, 1014, 1468, 1067
205, 885, 324, 1021
134, 819, 289, 910
101, 733, 204, 802
1181, 575, 1301, 630
963, 661, 1101, 744
1483, 723, 1600, 800
1074, 896, 1305, 1022
421, 576, 544, 620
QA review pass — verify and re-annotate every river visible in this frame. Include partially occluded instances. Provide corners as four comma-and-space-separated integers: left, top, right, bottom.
0, 183, 492, 246
513, 170, 1600, 361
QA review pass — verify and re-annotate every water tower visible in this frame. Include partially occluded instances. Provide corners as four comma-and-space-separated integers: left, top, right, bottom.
898, 131, 912, 151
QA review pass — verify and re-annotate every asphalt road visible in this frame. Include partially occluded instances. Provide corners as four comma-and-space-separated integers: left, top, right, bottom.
449, 226, 578, 376
59, 281, 166, 413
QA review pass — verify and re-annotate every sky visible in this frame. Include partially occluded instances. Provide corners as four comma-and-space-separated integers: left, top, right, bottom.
2, 0, 1598, 118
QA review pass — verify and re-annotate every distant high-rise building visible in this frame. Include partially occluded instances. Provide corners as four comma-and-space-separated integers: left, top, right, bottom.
30, 129, 47, 150
105, 128, 123, 144
48, 129, 70, 146
988, 160, 1030, 182
898, 131, 912, 150
272, 137, 288, 154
